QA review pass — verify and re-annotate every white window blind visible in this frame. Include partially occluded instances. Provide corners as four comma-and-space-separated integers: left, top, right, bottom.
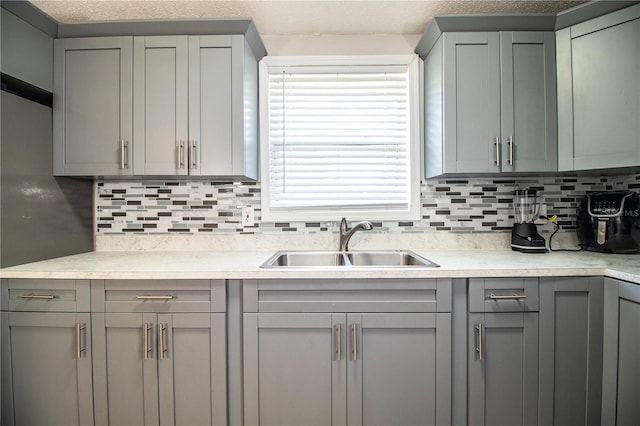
260, 56, 420, 220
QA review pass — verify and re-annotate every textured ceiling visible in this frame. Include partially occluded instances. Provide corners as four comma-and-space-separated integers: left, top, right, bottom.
30, 0, 586, 36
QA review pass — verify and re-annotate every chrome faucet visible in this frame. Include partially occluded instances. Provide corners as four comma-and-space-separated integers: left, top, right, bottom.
339, 217, 373, 252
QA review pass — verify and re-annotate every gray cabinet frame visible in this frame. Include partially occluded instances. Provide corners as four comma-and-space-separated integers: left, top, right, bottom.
425, 31, 557, 177
557, 4, 640, 171
602, 277, 640, 426
539, 276, 604, 426
53, 37, 133, 176
467, 278, 539, 426
242, 279, 452, 426
91, 279, 227, 426
1, 279, 93, 426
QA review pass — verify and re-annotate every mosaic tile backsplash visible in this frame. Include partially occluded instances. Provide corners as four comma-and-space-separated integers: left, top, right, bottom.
96, 174, 640, 236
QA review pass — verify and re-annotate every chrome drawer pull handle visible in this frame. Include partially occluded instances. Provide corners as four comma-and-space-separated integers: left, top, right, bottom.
143, 323, 152, 359
336, 324, 342, 361
136, 295, 174, 300
20, 294, 56, 299
508, 136, 514, 165
158, 323, 168, 360
475, 323, 483, 361
76, 323, 86, 359
352, 324, 358, 361
489, 294, 526, 300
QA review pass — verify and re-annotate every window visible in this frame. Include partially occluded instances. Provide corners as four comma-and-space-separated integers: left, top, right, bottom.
259, 55, 421, 221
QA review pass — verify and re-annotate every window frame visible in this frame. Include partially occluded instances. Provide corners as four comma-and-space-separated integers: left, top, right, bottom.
259, 55, 422, 222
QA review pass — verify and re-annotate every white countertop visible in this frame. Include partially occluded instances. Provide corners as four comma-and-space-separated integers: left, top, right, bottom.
1, 249, 639, 284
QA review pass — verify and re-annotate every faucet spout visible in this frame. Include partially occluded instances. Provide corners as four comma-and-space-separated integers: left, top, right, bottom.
339, 217, 373, 252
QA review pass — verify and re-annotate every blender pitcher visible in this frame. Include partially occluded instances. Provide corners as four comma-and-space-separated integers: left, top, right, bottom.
511, 189, 547, 253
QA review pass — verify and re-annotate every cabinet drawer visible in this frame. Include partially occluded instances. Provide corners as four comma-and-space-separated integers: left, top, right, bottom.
243, 279, 452, 313
91, 279, 225, 312
2, 279, 90, 312
469, 278, 539, 312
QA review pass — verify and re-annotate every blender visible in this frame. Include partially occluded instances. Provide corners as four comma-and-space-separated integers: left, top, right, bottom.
511, 189, 547, 253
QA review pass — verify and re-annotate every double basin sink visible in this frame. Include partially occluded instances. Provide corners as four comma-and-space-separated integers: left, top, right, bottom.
261, 250, 439, 268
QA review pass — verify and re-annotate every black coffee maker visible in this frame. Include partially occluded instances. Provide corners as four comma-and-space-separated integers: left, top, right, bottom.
511, 189, 547, 253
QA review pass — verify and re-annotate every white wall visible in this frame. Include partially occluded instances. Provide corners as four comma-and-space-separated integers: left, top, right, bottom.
262, 34, 421, 56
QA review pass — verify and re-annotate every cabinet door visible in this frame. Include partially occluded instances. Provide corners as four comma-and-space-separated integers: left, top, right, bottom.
157, 313, 227, 426
443, 32, 501, 173
1, 312, 93, 426
92, 313, 159, 426
188, 35, 238, 176
133, 36, 188, 175
500, 32, 557, 172
539, 277, 604, 426
602, 278, 640, 426
53, 37, 133, 176
348, 313, 451, 426
243, 312, 346, 426
557, 5, 640, 171
468, 312, 538, 426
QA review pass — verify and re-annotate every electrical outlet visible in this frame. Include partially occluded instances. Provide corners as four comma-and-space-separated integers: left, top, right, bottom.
242, 206, 254, 227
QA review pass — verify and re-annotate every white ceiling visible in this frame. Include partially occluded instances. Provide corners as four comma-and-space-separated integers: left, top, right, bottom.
30, 0, 585, 36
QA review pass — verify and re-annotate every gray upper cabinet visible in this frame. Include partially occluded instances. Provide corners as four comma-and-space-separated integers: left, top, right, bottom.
424, 31, 557, 177
53, 37, 133, 176
54, 31, 260, 179
500, 32, 557, 172
602, 278, 640, 426
557, 4, 640, 171
133, 36, 189, 175
1, 279, 94, 426
133, 35, 257, 178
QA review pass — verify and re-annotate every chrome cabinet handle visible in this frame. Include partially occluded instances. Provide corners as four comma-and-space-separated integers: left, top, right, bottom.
158, 323, 167, 360
189, 140, 197, 169
120, 140, 129, 169
352, 324, 358, 361
508, 136, 514, 165
335, 324, 342, 361
76, 323, 86, 359
475, 323, 483, 361
494, 136, 501, 166
177, 140, 185, 169
19, 294, 55, 299
143, 323, 152, 359
136, 295, 174, 300
489, 293, 526, 300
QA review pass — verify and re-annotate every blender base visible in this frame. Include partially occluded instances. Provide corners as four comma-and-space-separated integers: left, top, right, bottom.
511, 223, 547, 253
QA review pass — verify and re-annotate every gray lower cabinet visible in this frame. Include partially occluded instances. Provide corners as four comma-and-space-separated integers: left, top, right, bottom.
91, 279, 227, 426
243, 279, 452, 426
1, 279, 94, 426
424, 31, 556, 177
467, 278, 539, 426
538, 277, 604, 426
53, 36, 133, 176
602, 278, 640, 426
557, 3, 640, 171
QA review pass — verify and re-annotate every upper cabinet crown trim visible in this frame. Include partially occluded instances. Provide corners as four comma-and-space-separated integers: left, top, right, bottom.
415, 1, 640, 58
57, 19, 267, 59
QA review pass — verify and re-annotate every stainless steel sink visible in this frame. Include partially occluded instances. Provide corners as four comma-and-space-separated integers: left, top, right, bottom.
261, 250, 439, 268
